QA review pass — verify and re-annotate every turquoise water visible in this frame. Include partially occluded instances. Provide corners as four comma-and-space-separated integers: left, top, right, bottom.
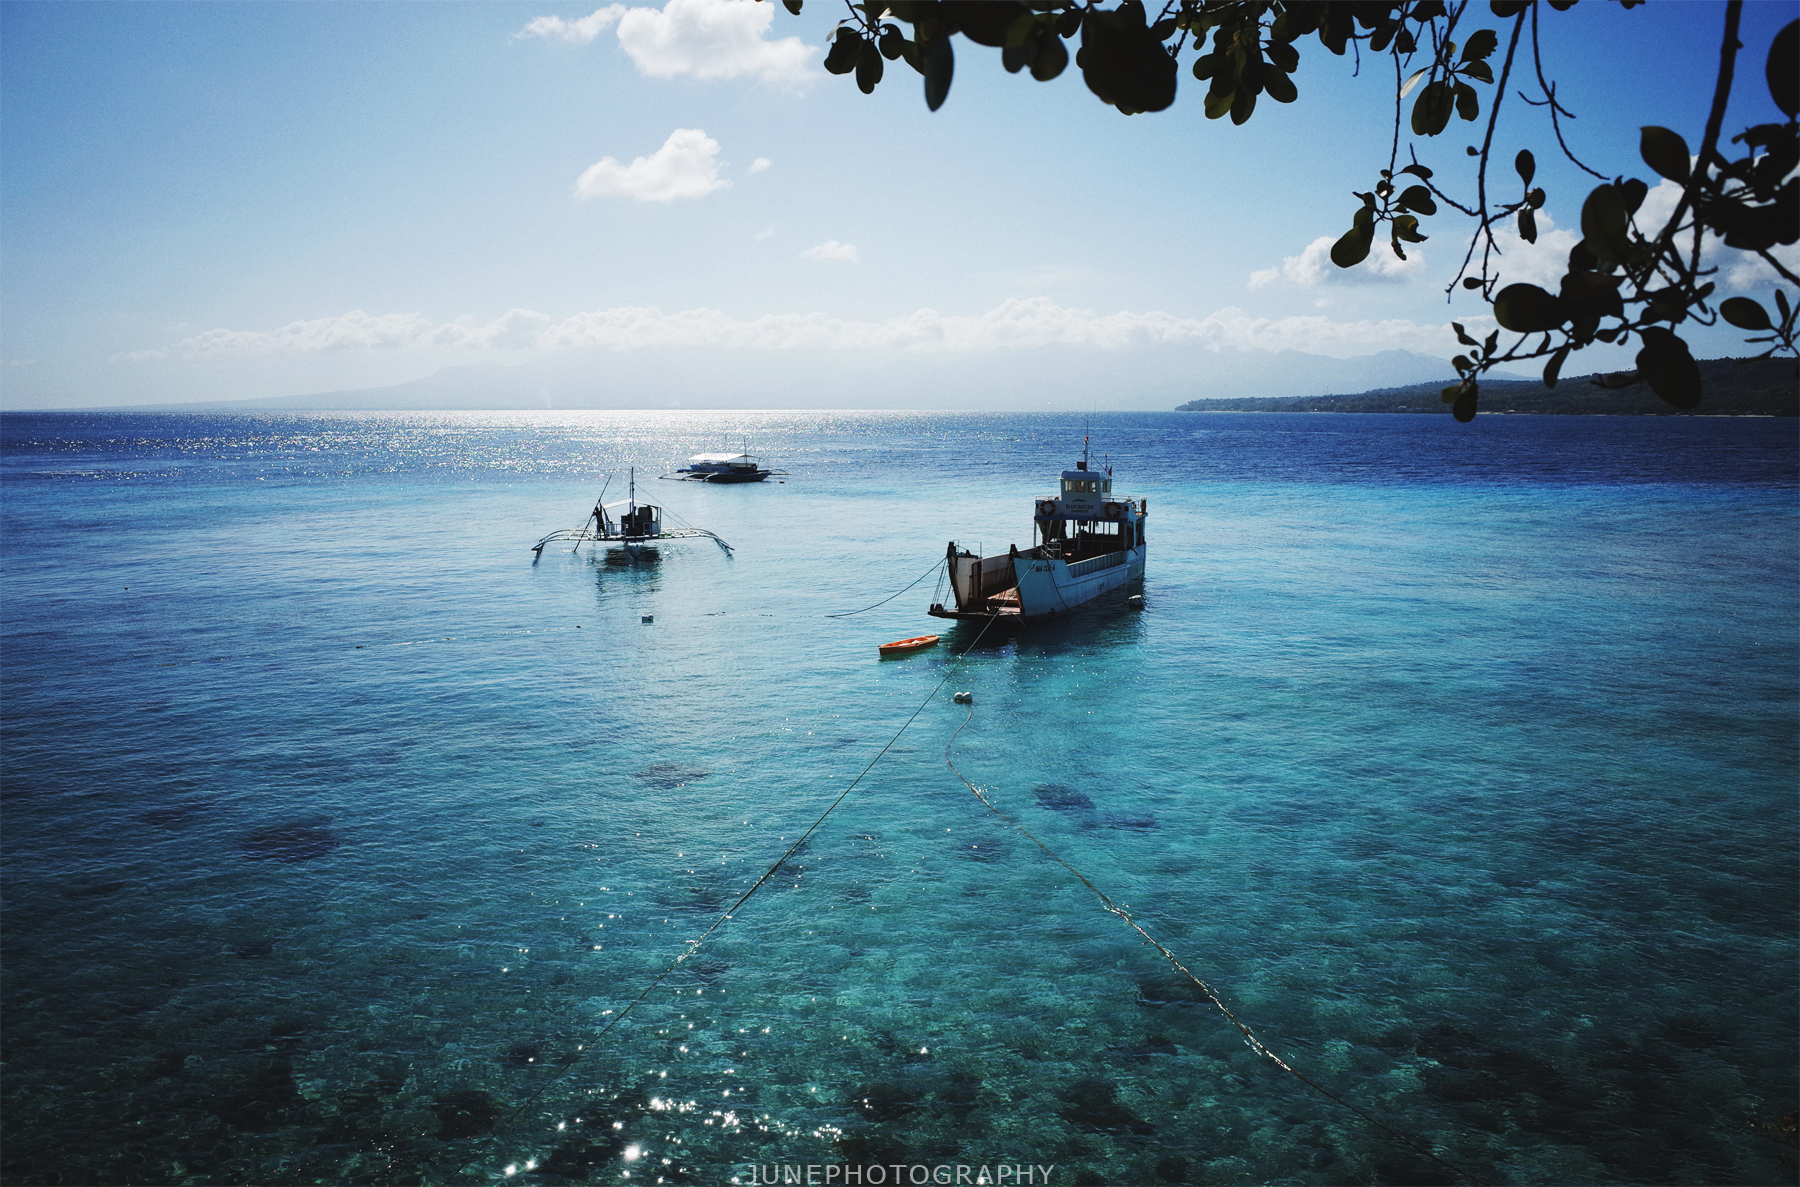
2, 410, 1795, 1186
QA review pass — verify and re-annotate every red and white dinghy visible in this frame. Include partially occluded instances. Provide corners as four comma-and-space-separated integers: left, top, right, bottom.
878, 634, 940, 657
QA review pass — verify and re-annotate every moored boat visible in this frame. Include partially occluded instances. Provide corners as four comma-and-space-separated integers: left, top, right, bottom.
668, 452, 786, 483
928, 445, 1145, 621
878, 634, 940, 657
531, 470, 734, 562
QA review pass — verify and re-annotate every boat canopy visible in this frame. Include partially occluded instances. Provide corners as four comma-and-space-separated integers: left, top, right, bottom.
688, 453, 757, 465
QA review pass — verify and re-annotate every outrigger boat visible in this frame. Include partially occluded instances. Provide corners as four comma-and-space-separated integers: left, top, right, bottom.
531, 470, 733, 562
929, 443, 1146, 621
665, 452, 786, 483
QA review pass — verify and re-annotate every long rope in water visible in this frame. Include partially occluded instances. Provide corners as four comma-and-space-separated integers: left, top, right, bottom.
824, 557, 945, 617
478, 613, 999, 1161
941, 703, 1494, 1187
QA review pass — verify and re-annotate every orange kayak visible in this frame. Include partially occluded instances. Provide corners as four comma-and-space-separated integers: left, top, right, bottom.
879, 634, 940, 657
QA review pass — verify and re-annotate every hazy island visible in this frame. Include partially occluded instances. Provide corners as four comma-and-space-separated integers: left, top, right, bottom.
1176, 356, 1798, 416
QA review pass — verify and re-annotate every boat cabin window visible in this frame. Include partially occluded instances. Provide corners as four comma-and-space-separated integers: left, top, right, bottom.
1061, 478, 1111, 494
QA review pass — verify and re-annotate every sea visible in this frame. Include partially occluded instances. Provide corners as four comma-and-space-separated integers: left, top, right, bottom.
1, 409, 1795, 1187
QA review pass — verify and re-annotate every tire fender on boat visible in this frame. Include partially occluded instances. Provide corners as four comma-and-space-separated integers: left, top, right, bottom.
1036, 500, 1058, 518
1103, 501, 1123, 519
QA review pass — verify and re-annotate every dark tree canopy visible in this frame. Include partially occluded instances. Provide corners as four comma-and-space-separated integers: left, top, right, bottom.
787, 0, 1799, 419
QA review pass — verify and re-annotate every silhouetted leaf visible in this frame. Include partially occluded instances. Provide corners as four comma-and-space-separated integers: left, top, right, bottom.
924, 34, 953, 110
879, 24, 906, 60
1264, 69, 1297, 103
1030, 34, 1069, 81
1081, 1, 1177, 114
1770, 19, 1798, 118
1454, 80, 1479, 121
1515, 149, 1536, 186
1400, 67, 1429, 99
1490, 0, 1528, 16
856, 41, 884, 93
1543, 343, 1570, 388
1639, 126, 1691, 184
1398, 184, 1437, 215
1518, 207, 1537, 243
1635, 327, 1701, 408
1618, 177, 1648, 214
1402, 163, 1434, 180
1230, 88, 1258, 124
1452, 321, 1479, 346
825, 27, 860, 75
783, 0, 803, 14
1580, 184, 1631, 264
955, 1, 1029, 48
1463, 276, 1483, 289
1464, 60, 1494, 84
1493, 283, 1567, 332
1461, 29, 1499, 62
1412, 81, 1454, 135
1331, 223, 1373, 267
1560, 271, 1624, 319
1453, 384, 1479, 421
1720, 296, 1773, 331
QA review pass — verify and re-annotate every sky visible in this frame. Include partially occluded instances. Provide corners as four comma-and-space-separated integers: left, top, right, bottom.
0, 0, 1793, 410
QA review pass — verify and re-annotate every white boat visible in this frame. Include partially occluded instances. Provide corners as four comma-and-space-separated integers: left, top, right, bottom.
928, 447, 1146, 621
666, 452, 786, 483
531, 470, 733, 562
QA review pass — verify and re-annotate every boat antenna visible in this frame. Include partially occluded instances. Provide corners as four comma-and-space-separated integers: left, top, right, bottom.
1082, 434, 1090, 469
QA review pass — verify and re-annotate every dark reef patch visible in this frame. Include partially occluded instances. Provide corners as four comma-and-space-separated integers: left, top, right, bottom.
1034, 783, 1097, 813
240, 820, 340, 863
634, 763, 710, 790
1057, 1077, 1155, 1134
434, 1090, 504, 1139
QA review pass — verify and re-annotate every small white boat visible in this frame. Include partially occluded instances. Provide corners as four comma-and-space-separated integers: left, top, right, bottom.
928, 444, 1146, 621
666, 452, 786, 483
531, 470, 733, 562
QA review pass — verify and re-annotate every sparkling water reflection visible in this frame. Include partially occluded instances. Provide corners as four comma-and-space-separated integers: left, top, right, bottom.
2, 410, 1794, 1186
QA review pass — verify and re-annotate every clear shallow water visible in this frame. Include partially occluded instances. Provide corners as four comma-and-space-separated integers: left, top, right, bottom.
1, 410, 1794, 1187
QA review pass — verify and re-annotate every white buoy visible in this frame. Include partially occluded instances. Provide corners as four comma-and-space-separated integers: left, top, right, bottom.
1127, 595, 1144, 609
953, 691, 973, 704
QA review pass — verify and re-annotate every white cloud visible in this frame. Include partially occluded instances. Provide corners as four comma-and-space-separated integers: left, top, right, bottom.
1482, 209, 1580, 290
127, 309, 556, 360
514, 5, 624, 44
800, 240, 859, 263
1250, 235, 1426, 288
748, 157, 772, 174
520, 0, 815, 85
755, 226, 775, 240
134, 298, 1467, 360
574, 128, 728, 203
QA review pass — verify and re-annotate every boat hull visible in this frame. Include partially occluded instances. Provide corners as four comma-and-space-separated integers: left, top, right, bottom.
929, 545, 1145, 621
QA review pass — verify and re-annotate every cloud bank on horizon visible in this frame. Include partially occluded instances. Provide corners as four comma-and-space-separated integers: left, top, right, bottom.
127, 297, 1476, 362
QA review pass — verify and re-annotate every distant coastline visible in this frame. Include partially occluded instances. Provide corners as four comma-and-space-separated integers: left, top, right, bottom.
1175, 356, 1797, 416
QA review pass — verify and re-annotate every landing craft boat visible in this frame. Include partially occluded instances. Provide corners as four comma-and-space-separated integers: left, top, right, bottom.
531, 470, 733, 562
666, 452, 786, 483
928, 446, 1146, 621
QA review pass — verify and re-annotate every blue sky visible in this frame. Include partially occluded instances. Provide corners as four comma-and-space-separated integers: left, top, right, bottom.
1, 0, 1792, 409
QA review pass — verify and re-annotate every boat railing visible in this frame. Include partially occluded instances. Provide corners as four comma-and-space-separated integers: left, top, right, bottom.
1066, 551, 1126, 579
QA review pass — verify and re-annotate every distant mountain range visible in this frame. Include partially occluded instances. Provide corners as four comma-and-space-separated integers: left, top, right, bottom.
1176, 356, 1798, 416
81, 346, 1499, 413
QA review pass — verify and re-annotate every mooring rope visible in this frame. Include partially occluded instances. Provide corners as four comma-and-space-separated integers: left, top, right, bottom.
941, 704, 1493, 1187
478, 614, 1000, 1165
824, 557, 946, 617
